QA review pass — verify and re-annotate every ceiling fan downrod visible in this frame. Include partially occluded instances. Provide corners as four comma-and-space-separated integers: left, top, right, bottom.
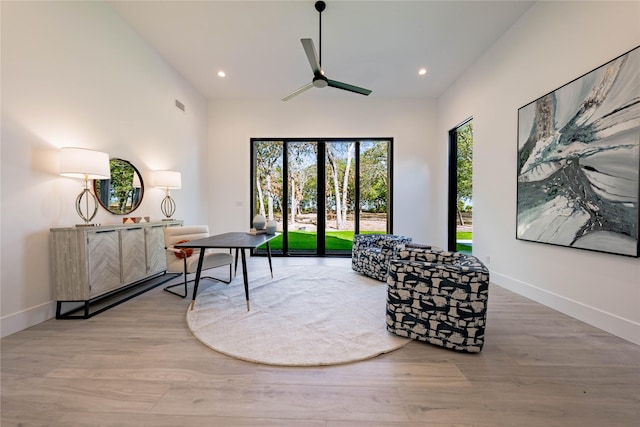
316, 1, 325, 67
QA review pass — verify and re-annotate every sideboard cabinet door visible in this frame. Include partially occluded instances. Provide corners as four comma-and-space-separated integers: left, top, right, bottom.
145, 225, 167, 276
87, 230, 122, 298
120, 227, 147, 284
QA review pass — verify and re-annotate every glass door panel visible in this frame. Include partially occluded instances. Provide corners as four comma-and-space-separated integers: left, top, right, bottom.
456, 122, 473, 254
254, 141, 283, 254
358, 140, 390, 234
287, 141, 318, 255
325, 141, 356, 255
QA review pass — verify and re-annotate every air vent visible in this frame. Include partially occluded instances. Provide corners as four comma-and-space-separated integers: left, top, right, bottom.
175, 99, 185, 112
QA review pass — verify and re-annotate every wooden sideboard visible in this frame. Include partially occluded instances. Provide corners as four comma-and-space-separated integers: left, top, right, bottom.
51, 220, 182, 318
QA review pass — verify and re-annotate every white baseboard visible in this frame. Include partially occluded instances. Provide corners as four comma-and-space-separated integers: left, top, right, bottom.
492, 271, 640, 346
1, 301, 56, 338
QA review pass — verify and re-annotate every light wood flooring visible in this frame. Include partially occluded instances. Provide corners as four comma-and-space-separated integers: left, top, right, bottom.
2, 257, 639, 426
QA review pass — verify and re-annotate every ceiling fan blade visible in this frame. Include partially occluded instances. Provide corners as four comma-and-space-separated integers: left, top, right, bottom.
327, 79, 372, 96
301, 38, 322, 76
282, 82, 314, 101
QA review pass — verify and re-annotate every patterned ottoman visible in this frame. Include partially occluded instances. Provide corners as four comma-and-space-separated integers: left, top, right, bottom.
386, 248, 490, 352
351, 234, 412, 281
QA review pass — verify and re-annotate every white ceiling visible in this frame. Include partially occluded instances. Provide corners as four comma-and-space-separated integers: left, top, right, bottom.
108, 0, 534, 100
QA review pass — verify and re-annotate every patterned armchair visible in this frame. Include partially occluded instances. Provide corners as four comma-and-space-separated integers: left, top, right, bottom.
351, 234, 412, 281
386, 248, 490, 352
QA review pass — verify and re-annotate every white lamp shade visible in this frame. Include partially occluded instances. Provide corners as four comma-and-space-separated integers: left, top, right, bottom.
154, 170, 181, 189
59, 147, 111, 180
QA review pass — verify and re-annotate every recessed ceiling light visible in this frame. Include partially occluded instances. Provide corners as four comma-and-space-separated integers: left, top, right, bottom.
217, 71, 226, 78
418, 68, 428, 76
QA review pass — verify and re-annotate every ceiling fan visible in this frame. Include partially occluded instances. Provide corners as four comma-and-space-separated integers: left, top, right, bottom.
282, 1, 372, 101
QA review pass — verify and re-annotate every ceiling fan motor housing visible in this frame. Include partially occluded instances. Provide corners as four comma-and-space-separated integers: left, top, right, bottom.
313, 75, 328, 88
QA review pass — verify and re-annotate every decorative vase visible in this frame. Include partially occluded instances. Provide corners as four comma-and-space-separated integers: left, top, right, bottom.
266, 220, 278, 235
252, 214, 266, 230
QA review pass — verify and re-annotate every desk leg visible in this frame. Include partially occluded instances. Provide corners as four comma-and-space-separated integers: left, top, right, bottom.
190, 251, 206, 311
266, 242, 273, 278
234, 248, 240, 277
240, 248, 250, 311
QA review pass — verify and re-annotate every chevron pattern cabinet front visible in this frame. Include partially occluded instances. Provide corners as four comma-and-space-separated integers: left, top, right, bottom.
87, 230, 122, 297
145, 225, 168, 276
51, 221, 182, 316
120, 227, 147, 285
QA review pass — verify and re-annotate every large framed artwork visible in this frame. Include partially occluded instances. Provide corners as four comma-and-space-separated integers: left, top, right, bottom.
517, 46, 640, 257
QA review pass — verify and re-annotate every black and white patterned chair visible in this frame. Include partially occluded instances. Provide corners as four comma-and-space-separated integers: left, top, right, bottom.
386, 248, 490, 352
351, 234, 412, 281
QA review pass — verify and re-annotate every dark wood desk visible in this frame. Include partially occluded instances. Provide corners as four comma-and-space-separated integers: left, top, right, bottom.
175, 232, 278, 310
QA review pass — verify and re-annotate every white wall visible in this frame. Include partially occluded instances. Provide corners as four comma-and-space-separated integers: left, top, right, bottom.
1, 1, 209, 336
438, 1, 640, 344
207, 97, 438, 241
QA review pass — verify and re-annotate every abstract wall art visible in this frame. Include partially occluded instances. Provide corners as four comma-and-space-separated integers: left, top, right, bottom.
517, 46, 640, 257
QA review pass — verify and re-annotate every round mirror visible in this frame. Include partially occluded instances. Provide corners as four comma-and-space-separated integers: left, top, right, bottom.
94, 158, 144, 215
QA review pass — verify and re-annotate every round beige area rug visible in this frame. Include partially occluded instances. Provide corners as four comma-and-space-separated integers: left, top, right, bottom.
186, 265, 411, 366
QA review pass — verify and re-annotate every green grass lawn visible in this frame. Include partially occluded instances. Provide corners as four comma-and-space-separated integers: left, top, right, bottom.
457, 231, 472, 240
456, 231, 472, 254
260, 230, 473, 252
456, 243, 472, 253
260, 230, 379, 251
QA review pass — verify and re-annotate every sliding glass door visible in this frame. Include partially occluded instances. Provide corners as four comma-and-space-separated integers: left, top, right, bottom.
252, 138, 392, 256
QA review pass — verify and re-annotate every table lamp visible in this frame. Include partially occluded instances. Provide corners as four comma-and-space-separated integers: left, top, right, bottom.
154, 170, 181, 220
59, 147, 111, 227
